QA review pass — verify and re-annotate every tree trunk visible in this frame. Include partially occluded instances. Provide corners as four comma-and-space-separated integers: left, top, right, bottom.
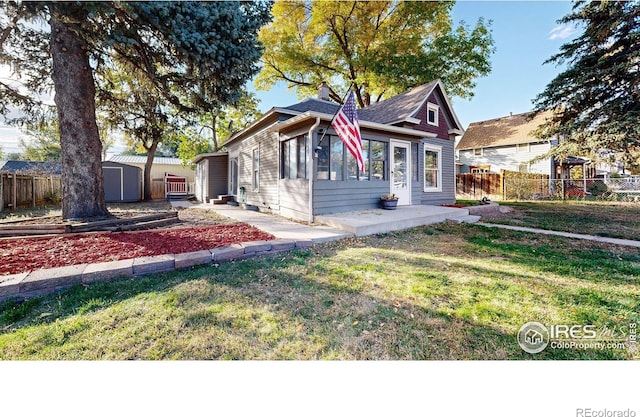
143, 141, 159, 201
50, 8, 108, 220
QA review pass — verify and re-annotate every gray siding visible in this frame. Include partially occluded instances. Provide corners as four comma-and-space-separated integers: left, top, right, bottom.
414, 138, 456, 205
236, 129, 279, 211
313, 180, 389, 215
280, 179, 309, 221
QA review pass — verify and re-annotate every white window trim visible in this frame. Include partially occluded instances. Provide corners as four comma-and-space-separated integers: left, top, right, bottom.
427, 103, 440, 127
423, 144, 442, 193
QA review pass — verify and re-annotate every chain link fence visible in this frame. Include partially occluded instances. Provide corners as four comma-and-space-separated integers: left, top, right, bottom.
503, 177, 640, 202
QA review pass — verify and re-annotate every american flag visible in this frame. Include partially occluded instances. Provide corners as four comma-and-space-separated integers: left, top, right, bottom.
332, 91, 364, 172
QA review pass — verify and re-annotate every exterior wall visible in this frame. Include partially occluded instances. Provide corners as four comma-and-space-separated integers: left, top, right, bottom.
233, 129, 280, 212
412, 138, 456, 206
458, 142, 553, 175
312, 129, 391, 216
410, 95, 451, 138
278, 126, 314, 221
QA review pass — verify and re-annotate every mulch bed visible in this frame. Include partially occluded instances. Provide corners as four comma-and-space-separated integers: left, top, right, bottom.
0, 224, 274, 276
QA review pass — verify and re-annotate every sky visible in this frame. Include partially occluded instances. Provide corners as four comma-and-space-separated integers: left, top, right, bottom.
0, 1, 577, 157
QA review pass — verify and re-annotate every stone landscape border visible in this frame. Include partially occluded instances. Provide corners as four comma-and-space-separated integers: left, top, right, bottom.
0, 238, 313, 302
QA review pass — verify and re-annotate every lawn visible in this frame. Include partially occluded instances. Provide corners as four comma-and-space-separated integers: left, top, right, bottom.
1, 222, 638, 360
481, 200, 640, 241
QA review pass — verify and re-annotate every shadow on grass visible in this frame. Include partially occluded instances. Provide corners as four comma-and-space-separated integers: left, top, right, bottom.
1, 232, 633, 359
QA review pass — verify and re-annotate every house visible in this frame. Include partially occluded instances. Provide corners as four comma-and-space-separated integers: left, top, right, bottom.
456, 111, 593, 179
200, 79, 463, 223
106, 155, 195, 199
102, 161, 142, 202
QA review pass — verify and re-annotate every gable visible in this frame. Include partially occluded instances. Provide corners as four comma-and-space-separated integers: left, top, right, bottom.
406, 90, 457, 138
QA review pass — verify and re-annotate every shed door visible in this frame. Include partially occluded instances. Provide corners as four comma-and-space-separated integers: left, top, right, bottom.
103, 167, 123, 202
390, 140, 411, 205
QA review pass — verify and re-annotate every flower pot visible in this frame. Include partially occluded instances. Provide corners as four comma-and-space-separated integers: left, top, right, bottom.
380, 198, 398, 210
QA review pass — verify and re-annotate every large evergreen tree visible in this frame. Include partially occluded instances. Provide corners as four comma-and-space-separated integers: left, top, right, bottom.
533, 0, 640, 169
256, 1, 494, 107
0, 1, 271, 219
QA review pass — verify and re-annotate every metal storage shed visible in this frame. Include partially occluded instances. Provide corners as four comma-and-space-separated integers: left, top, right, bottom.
102, 161, 142, 202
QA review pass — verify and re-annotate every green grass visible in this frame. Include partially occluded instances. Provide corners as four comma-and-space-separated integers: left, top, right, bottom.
1, 222, 638, 360
488, 201, 640, 240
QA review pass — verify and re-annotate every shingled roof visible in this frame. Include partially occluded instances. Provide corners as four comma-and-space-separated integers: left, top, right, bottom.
0, 160, 62, 175
281, 80, 459, 128
358, 80, 440, 124
228, 79, 461, 145
456, 111, 554, 151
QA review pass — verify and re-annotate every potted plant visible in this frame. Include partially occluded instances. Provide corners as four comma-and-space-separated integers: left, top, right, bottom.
380, 193, 399, 210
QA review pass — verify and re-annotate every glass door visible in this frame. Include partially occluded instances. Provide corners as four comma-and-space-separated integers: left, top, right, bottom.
390, 140, 411, 205
229, 158, 238, 195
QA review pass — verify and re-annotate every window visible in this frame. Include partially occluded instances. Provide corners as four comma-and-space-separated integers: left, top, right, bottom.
427, 103, 439, 127
370, 141, 386, 180
252, 147, 259, 191
347, 140, 370, 181
473, 148, 483, 157
318, 135, 387, 181
424, 145, 442, 192
317, 136, 344, 180
516, 143, 530, 153
470, 166, 490, 173
330, 136, 344, 180
282, 135, 307, 179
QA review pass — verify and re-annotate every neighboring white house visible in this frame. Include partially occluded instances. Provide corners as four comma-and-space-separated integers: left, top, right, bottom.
456, 111, 594, 179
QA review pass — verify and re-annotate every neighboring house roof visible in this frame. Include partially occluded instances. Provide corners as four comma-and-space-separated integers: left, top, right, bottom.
107, 155, 184, 165
456, 111, 554, 151
227, 79, 462, 146
0, 160, 62, 175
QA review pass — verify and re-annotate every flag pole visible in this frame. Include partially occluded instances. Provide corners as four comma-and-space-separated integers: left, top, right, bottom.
316, 82, 356, 148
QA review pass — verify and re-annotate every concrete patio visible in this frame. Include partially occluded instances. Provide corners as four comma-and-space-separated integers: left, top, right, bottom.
199, 202, 476, 239
315, 205, 474, 236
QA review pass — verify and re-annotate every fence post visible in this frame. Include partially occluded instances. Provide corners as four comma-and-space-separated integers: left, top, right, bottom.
32, 175, 36, 208
0, 174, 3, 212
561, 178, 565, 201
12, 174, 17, 209
500, 170, 505, 200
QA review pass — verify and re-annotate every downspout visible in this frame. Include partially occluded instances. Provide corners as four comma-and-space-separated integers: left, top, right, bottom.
308, 117, 321, 224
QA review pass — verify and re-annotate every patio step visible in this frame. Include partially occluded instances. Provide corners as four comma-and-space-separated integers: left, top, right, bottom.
212, 195, 234, 205
450, 215, 482, 224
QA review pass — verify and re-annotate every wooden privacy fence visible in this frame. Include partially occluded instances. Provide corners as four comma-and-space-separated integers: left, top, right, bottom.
456, 172, 502, 199
0, 173, 62, 211
456, 170, 550, 200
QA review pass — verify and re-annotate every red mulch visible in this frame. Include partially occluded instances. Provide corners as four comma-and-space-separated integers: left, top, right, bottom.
0, 224, 274, 276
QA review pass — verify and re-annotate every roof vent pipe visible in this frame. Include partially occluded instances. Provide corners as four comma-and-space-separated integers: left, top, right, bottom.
318, 81, 330, 101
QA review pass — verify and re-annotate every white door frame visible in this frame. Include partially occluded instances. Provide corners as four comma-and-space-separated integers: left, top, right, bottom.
389, 140, 411, 206
103, 166, 124, 201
